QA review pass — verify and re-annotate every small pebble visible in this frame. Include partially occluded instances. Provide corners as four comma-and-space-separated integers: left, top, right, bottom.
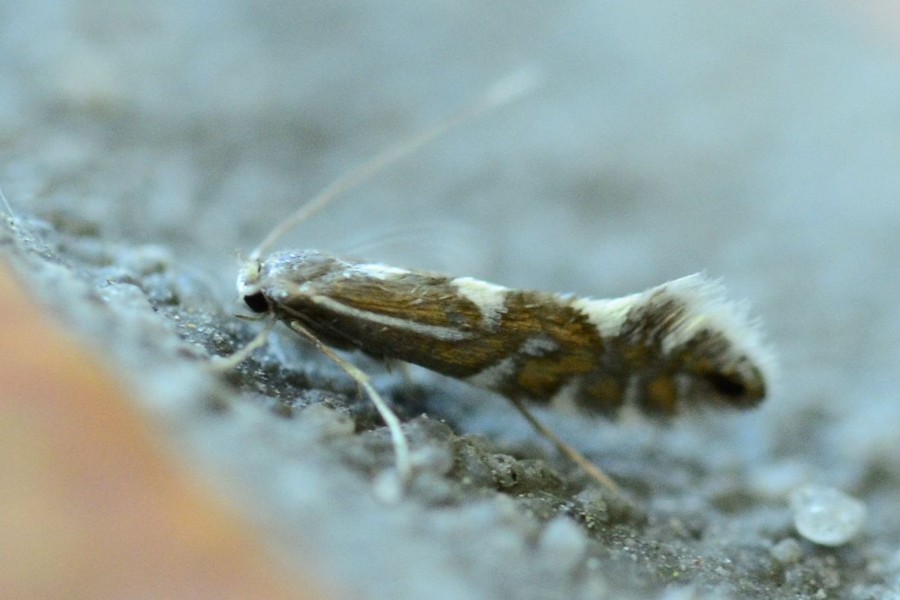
297, 403, 355, 437
789, 485, 866, 546
538, 516, 588, 572
372, 469, 404, 505
770, 538, 803, 564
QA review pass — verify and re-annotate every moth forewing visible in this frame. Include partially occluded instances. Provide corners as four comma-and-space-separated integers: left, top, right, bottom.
242, 252, 770, 420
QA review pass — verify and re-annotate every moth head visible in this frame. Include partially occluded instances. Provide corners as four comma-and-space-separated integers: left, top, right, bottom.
236, 258, 270, 314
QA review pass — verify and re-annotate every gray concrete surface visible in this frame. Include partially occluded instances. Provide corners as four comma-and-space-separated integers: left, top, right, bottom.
3, 1, 899, 598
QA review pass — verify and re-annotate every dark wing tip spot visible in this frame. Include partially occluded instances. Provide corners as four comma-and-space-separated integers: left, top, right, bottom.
708, 373, 746, 397
705, 370, 766, 409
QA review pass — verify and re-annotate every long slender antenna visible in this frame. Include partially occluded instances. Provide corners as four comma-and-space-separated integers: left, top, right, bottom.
250, 67, 541, 260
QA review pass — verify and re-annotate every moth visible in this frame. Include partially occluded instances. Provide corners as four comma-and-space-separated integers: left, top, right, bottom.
240, 256, 767, 417
219, 74, 772, 492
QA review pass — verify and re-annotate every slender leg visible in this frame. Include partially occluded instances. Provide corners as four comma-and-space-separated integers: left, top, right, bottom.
507, 398, 620, 494
207, 318, 276, 371
287, 321, 412, 484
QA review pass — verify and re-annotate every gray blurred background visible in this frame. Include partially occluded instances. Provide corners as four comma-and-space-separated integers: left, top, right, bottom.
3, 1, 900, 598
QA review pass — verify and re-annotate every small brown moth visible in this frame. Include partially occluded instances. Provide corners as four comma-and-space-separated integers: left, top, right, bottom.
218, 73, 773, 493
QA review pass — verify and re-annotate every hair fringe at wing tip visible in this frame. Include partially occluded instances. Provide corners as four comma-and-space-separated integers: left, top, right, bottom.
656, 273, 780, 386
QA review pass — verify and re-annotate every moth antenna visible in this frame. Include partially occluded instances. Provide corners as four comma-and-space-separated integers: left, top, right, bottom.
250, 66, 542, 260
286, 320, 413, 488
508, 398, 621, 494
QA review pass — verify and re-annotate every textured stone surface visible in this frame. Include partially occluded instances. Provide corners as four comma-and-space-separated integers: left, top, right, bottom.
2, 2, 899, 598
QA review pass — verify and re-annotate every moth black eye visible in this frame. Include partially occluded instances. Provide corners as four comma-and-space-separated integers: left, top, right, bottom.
243, 291, 269, 313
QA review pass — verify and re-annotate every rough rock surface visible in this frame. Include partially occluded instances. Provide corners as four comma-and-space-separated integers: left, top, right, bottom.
3, 2, 899, 598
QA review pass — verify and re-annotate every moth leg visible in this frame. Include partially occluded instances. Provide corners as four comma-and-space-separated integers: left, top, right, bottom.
383, 359, 416, 387
507, 398, 620, 494
208, 318, 276, 371
286, 320, 413, 486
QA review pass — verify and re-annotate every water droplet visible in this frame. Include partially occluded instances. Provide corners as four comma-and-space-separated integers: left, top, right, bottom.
790, 485, 865, 546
